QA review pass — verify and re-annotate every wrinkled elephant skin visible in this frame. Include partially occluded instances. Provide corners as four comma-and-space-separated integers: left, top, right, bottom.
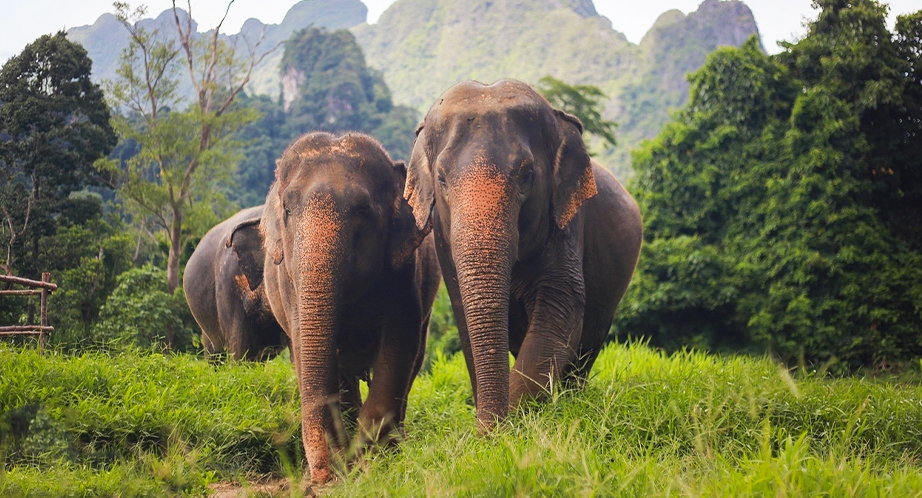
254, 132, 441, 484
184, 205, 287, 361
406, 79, 643, 432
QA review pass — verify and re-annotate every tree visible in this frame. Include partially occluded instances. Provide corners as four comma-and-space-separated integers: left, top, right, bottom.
620, 7, 922, 371
537, 75, 618, 150
778, 0, 922, 252
93, 264, 197, 351
232, 27, 418, 207
98, 1, 275, 322
280, 27, 418, 159
0, 32, 116, 276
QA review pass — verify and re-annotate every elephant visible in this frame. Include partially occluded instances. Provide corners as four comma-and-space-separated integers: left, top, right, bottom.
249, 132, 441, 485
183, 205, 288, 361
405, 79, 643, 432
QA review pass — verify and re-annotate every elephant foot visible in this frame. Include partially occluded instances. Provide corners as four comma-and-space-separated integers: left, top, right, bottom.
305, 466, 335, 490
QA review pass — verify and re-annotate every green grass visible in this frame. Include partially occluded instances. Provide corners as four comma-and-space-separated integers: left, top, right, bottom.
3, 342, 922, 496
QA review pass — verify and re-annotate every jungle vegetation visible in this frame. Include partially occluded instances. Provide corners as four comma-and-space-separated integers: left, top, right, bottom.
1, 0, 921, 493
617, 0, 922, 371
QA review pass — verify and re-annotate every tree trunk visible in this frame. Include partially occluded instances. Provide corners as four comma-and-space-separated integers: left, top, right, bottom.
164, 206, 183, 349
167, 207, 183, 294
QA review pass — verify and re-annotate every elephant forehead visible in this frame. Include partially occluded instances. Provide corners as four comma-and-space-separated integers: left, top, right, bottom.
440, 79, 538, 106
296, 142, 360, 160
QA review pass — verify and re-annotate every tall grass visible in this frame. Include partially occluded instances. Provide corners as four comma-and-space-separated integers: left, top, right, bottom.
3, 342, 922, 496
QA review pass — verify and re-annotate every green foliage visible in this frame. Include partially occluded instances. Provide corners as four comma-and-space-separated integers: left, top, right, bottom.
622, 1, 922, 369
778, 1, 922, 252
45, 212, 135, 348
0, 346, 298, 494
0, 31, 116, 275
92, 264, 197, 352
6, 342, 922, 495
537, 75, 617, 149
97, 3, 263, 304
232, 27, 418, 206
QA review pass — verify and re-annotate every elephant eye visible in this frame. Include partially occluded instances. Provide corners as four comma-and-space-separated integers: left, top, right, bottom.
355, 204, 374, 219
519, 167, 535, 186
437, 171, 448, 189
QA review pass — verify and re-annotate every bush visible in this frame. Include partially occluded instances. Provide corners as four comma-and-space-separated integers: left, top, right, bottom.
92, 265, 198, 352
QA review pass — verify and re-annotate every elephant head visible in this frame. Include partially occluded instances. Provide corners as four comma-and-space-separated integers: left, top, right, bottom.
405, 80, 597, 432
255, 132, 427, 484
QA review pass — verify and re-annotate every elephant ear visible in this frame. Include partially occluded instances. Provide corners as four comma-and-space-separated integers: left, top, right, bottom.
390, 160, 430, 269
225, 218, 265, 291
404, 123, 434, 232
552, 109, 598, 230
264, 182, 285, 266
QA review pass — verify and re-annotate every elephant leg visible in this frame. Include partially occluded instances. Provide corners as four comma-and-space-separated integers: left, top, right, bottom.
339, 374, 363, 432
436, 240, 478, 402
202, 331, 221, 359
566, 303, 616, 385
509, 281, 585, 407
359, 319, 424, 446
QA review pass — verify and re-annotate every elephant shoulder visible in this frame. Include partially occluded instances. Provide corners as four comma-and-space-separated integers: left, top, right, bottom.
583, 161, 642, 244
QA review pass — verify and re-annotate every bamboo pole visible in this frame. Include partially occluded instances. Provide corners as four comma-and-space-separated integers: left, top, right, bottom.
0, 289, 44, 296
40, 272, 50, 349
0, 274, 58, 290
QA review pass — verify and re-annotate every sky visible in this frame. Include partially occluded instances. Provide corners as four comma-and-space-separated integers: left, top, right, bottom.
1, 0, 920, 63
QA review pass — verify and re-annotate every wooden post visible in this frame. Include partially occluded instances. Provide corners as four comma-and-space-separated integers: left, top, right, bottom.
0, 273, 56, 352
40, 272, 50, 350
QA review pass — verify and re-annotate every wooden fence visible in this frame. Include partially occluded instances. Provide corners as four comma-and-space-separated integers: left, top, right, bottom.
0, 273, 57, 348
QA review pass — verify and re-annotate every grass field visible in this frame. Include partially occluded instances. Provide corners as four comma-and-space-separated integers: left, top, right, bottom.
3, 342, 922, 496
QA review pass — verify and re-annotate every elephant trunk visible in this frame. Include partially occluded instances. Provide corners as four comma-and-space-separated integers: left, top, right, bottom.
451, 165, 517, 433
294, 193, 345, 484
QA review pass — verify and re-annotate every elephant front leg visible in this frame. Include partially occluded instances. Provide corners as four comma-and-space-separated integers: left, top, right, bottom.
358, 319, 425, 446
509, 276, 586, 407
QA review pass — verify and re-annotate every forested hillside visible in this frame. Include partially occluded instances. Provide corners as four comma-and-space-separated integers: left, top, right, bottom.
353, 0, 761, 176
67, 0, 762, 178
233, 28, 418, 207
618, 1, 922, 369
66, 0, 369, 100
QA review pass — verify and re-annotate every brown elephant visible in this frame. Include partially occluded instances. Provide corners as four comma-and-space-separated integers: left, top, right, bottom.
249, 132, 441, 484
183, 205, 288, 361
405, 79, 642, 432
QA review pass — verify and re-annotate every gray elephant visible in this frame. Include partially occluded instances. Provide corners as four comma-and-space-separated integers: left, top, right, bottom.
183, 205, 287, 361
405, 80, 643, 432
248, 132, 441, 484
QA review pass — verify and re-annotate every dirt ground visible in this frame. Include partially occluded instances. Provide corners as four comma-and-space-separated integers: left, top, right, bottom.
208, 478, 294, 497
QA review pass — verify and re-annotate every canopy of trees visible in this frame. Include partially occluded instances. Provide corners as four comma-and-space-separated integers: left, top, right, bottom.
618, 0, 922, 370
0, 32, 116, 276
0, 32, 126, 343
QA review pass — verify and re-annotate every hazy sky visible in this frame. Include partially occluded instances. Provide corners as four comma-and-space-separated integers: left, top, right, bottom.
2, 0, 920, 63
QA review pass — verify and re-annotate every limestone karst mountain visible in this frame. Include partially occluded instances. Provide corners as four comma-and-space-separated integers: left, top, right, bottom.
351, 0, 762, 176
66, 0, 761, 176
66, 0, 368, 99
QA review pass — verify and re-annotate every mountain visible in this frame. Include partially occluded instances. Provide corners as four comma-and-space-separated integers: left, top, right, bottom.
66, 0, 761, 177
352, 0, 762, 177
66, 0, 368, 98
237, 0, 368, 96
